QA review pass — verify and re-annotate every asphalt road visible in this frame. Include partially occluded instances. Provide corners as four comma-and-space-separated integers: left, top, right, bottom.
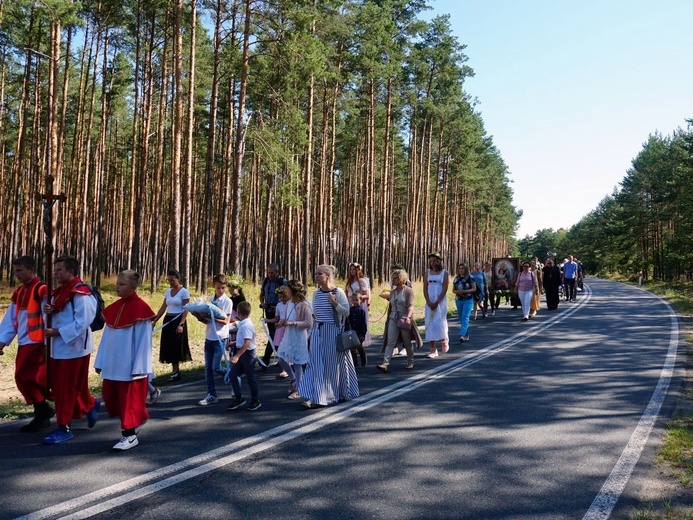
0, 278, 683, 520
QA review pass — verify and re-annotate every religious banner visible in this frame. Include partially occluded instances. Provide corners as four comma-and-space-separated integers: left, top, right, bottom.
492, 258, 519, 295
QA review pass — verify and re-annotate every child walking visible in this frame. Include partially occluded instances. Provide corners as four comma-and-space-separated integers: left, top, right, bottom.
227, 301, 261, 411
276, 280, 313, 400
95, 270, 156, 450
266, 286, 289, 378
348, 292, 368, 367
192, 274, 232, 406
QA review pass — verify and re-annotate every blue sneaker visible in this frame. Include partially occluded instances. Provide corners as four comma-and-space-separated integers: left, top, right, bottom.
87, 398, 101, 428
43, 427, 74, 444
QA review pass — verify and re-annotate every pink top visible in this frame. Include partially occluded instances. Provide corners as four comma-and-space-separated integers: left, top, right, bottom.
516, 271, 537, 292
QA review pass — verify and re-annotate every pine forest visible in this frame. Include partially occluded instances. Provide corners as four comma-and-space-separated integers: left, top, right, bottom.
0, 0, 520, 290
517, 122, 693, 283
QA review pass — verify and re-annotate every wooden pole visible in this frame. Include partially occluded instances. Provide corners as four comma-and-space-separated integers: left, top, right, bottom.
35, 174, 66, 393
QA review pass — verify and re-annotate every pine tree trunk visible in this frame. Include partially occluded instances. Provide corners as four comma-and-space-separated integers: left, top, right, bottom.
231, 0, 252, 276
182, 0, 197, 285
169, 0, 184, 270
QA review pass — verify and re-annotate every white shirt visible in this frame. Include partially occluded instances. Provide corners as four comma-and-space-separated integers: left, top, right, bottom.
94, 321, 153, 381
47, 293, 97, 359
347, 277, 370, 297
164, 287, 190, 314
206, 294, 233, 341
0, 281, 44, 346
235, 317, 256, 351
0, 302, 28, 346
275, 301, 288, 321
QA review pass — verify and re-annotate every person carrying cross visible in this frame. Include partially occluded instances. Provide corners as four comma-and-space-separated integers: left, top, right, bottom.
42, 255, 100, 444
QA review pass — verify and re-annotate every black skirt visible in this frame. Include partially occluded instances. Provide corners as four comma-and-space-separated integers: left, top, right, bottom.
159, 313, 193, 364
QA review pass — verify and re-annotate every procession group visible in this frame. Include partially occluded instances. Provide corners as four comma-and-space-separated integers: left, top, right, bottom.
0, 252, 583, 451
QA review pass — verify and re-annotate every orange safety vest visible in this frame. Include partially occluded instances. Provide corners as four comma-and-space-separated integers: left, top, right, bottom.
12, 277, 47, 343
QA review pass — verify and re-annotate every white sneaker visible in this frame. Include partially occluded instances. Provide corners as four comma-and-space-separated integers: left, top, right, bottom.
113, 435, 138, 451
426, 351, 439, 359
197, 394, 219, 406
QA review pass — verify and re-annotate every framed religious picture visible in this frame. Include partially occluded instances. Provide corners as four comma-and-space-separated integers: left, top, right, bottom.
492, 258, 519, 293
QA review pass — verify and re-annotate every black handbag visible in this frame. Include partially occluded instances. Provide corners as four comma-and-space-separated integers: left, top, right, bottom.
336, 329, 361, 352
331, 291, 361, 352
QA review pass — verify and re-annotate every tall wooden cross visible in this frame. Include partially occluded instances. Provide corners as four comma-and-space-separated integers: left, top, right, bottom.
35, 174, 66, 393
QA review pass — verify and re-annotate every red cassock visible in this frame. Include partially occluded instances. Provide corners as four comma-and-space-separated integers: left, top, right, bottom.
98, 293, 155, 431
51, 356, 95, 426
48, 278, 97, 427
1, 278, 50, 404
14, 343, 49, 404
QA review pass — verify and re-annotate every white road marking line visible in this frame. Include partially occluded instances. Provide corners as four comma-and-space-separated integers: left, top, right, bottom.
19, 291, 593, 520
583, 296, 679, 520
21, 284, 665, 520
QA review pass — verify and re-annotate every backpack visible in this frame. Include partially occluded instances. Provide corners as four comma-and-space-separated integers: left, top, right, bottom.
32, 281, 47, 304
473, 272, 487, 301
261, 276, 287, 304
473, 283, 482, 302
74, 283, 106, 331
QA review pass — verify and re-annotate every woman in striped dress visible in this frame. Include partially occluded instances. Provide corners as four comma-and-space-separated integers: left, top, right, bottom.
298, 265, 359, 409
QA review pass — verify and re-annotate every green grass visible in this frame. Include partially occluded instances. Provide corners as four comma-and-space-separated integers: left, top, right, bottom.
608, 276, 693, 516
657, 416, 693, 485
630, 501, 693, 520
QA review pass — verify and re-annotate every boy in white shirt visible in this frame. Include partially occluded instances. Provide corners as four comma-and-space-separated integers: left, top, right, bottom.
227, 301, 261, 411
193, 274, 232, 406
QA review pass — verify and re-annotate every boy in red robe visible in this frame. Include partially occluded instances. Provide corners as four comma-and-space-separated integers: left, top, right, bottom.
95, 270, 155, 451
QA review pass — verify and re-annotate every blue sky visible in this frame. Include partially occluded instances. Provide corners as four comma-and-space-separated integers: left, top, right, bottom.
427, 0, 693, 238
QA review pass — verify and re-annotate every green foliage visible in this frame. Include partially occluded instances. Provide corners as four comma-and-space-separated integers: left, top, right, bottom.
0, 0, 519, 284
517, 228, 569, 261
525, 121, 693, 281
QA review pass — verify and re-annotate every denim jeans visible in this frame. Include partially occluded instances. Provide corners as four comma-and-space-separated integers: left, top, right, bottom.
204, 339, 225, 397
455, 298, 474, 337
229, 348, 259, 402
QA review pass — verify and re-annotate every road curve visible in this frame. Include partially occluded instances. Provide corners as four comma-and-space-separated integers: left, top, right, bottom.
0, 278, 682, 520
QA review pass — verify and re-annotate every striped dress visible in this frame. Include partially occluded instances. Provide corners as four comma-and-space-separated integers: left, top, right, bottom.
297, 288, 359, 406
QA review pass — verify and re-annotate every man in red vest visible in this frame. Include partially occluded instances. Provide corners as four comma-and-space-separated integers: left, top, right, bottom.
0, 256, 54, 432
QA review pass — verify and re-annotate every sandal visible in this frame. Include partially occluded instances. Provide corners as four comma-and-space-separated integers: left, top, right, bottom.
149, 388, 161, 404
166, 372, 180, 383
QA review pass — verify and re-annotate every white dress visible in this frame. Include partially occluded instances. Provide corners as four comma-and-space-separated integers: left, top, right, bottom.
278, 301, 311, 365
424, 269, 449, 342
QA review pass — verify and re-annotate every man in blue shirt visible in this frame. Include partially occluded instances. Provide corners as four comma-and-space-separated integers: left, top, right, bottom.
562, 256, 578, 302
